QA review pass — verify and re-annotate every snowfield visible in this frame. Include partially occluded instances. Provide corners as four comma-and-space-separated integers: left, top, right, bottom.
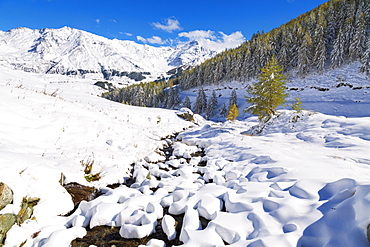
1, 62, 370, 247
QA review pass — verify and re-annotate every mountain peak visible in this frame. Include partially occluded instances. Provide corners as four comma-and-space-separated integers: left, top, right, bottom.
0, 27, 219, 84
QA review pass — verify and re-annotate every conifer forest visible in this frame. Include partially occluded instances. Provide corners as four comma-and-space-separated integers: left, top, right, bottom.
103, 0, 370, 118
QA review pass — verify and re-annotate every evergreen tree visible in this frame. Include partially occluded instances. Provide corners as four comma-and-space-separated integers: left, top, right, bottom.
227, 104, 239, 121
162, 91, 169, 108
298, 32, 313, 77
210, 90, 218, 108
220, 103, 228, 117
349, 11, 366, 61
331, 28, 345, 69
342, 17, 355, 58
278, 34, 289, 71
228, 89, 238, 111
193, 88, 207, 114
360, 37, 370, 75
205, 91, 218, 119
166, 88, 174, 109
172, 87, 180, 109
182, 96, 191, 109
313, 14, 327, 73
245, 56, 288, 122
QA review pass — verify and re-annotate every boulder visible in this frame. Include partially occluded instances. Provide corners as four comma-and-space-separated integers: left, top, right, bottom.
17, 197, 40, 224
176, 108, 194, 122
0, 213, 17, 244
0, 183, 13, 211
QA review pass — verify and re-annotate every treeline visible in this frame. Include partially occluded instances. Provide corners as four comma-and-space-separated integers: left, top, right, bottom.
176, 0, 370, 90
102, 80, 179, 108
101, 80, 240, 119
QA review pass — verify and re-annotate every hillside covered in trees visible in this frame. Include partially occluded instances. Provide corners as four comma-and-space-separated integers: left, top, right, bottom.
103, 0, 370, 114
177, 0, 369, 89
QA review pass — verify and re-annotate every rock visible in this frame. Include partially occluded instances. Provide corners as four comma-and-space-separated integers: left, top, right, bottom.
162, 215, 177, 240
144, 239, 166, 247
63, 183, 98, 216
0, 183, 13, 211
63, 183, 97, 207
0, 213, 17, 244
93, 81, 116, 91
17, 197, 40, 224
176, 108, 194, 122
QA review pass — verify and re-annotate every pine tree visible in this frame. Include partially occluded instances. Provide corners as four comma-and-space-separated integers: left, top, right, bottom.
331, 28, 345, 69
342, 17, 355, 58
172, 87, 180, 109
245, 55, 288, 122
298, 32, 313, 77
182, 96, 191, 109
313, 14, 327, 73
360, 37, 370, 75
278, 33, 289, 71
227, 104, 239, 121
166, 88, 174, 109
220, 103, 228, 117
205, 91, 218, 119
349, 11, 366, 61
228, 89, 238, 111
193, 88, 207, 114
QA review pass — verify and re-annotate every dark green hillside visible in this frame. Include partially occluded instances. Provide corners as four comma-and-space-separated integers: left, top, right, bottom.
177, 0, 369, 90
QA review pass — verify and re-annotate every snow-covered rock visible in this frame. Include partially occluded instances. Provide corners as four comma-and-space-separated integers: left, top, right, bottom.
162, 215, 177, 240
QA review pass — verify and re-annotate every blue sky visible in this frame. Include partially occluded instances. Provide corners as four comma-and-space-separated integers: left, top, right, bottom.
0, 0, 328, 49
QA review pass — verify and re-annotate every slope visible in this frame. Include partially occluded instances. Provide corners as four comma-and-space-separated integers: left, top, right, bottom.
0, 27, 217, 84
1, 64, 370, 246
177, 0, 369, 90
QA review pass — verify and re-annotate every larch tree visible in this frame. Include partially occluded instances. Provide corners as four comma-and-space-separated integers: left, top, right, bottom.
227, 104, 239, 121
245, 55, 288, 122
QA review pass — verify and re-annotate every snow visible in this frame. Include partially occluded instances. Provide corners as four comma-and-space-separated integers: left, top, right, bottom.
162, 215, 177, 240
0, 27, 218, 85
1, 60, 370, 247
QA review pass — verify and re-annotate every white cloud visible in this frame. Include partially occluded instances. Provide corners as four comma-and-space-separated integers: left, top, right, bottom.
135, 29, 245, 50
179, 30, 216, 40
137, 35, 166, 45
120, 32, 133, 36
178, 30, 245, 51
137, 36, 146, 43
95, 19, 100, 24
152, 17, 182, 33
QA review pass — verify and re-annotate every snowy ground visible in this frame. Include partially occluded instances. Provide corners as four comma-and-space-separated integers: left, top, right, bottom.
1, 62, 370, 247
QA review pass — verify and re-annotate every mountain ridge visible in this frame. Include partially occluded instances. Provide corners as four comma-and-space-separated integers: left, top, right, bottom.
0, 26, 218, 84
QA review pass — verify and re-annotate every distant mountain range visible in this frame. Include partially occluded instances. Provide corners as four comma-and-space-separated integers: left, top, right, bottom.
0, 26, 218, 83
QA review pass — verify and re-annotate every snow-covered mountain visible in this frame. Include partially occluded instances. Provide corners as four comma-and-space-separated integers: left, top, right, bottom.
0, 27, 217, 84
